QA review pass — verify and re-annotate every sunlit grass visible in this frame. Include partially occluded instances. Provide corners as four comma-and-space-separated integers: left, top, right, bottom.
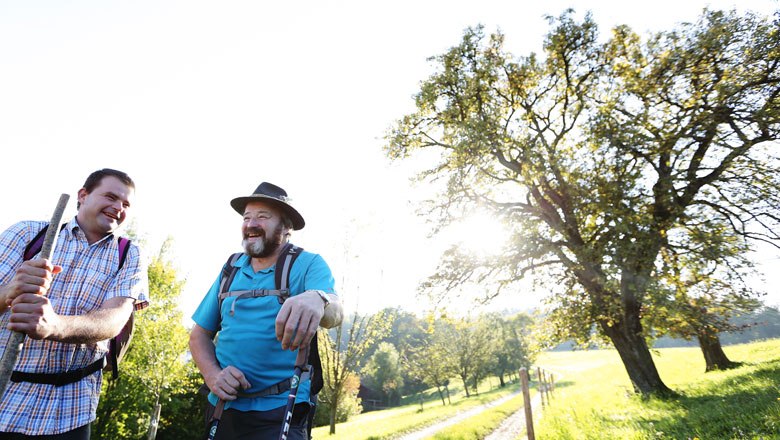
535, 339, 780, 439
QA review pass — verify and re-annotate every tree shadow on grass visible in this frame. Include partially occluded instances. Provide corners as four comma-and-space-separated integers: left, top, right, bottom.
631, 361, 780, 438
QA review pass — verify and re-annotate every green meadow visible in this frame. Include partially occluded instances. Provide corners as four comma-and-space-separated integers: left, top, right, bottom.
535, 339, 780, 439
312, 339, 780, 439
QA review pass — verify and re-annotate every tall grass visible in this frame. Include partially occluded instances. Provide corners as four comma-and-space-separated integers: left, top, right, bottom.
535, 339, 780, 439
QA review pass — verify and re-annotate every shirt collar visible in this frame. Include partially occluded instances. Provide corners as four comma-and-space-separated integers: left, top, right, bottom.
65, 216, 116, 245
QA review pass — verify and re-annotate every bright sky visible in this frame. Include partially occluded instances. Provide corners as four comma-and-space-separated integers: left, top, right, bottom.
1, 0, 778, 321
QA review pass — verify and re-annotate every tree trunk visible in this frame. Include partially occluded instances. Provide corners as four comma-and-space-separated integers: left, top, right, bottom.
601, 321, 675, 396
329, 392, 339, 435
459, 374, 470, 397
697, 331, 738, 372
147, 401, 161, 440
498, 372, 506, 387
436, 386, 446, 406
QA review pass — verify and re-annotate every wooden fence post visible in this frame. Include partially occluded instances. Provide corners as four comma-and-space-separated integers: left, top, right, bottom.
520, 367, 536, 440
543, 370, 551, 402
537, 367, 545, 407
550, 373, 555, 396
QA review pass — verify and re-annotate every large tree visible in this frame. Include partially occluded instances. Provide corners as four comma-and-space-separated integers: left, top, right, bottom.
386, 9, 779, 395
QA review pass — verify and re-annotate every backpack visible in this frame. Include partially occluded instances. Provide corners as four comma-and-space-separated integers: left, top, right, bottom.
216, 242, 324, 398
24, 224, 134, 380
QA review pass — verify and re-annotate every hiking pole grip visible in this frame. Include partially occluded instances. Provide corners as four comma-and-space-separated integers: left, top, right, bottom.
206, 399, 225, 440
0, 193, 69, 398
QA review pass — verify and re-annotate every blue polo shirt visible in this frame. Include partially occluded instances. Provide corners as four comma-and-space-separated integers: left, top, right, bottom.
192, 249, 336, 411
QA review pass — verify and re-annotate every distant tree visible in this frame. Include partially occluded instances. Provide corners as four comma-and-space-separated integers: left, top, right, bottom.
491, 313, 536, 386
403, 316, 458, 406
728, 306, 780, 341
94, 239, 199, 439
647, 252, 762, 371
318, 310, 391, 434
379, 309, 428, 395
438, 316, 492, 397
385, 9, 780, 395
363, 342, 404, 406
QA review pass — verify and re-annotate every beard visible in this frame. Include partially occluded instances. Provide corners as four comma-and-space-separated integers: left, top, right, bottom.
242, 222, 285, 258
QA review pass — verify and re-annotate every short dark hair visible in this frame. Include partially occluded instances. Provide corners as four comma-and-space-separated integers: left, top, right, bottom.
78, 169, 135, 209
83, 168, 135, 193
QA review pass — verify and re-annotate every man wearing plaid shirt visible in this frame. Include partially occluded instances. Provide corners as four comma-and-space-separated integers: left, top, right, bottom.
0, 169, 149, 439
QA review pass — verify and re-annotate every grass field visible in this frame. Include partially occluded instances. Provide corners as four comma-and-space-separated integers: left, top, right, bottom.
311, 339, 780, 439
535, 339, 780, 439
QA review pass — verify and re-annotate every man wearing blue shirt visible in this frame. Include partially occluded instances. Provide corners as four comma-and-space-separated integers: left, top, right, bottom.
189, 182, 342, 440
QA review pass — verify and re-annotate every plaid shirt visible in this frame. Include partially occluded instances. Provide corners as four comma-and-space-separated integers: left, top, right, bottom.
0, 218, 149, 435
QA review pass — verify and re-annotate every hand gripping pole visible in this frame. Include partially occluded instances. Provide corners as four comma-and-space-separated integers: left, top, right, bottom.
0, 193, 69, 398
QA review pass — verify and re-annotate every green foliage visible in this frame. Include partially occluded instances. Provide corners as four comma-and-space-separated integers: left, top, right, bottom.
490, 312, 537, 384
362, 342, 404, 406
313, 370, 362, 426
318, 310, 392, 433
378, 309, 429, 395
94, 241, 201, 439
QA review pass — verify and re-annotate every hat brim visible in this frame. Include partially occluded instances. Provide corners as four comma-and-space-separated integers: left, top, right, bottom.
230, 195, 305, 230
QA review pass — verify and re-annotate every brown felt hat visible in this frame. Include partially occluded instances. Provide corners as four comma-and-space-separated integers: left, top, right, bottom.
230, 182, 305, 230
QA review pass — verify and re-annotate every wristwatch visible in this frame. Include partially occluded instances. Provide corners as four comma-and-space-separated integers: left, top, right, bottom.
314, 290, 331, 309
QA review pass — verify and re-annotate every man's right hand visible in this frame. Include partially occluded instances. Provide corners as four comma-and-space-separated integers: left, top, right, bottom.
1, 259, 61, 312
206, 366, 252, 401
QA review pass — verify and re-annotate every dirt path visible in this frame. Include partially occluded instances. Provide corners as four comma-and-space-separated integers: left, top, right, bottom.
483, 393, 541, 440
394, 391, 520, 440
395, 372, 555, 440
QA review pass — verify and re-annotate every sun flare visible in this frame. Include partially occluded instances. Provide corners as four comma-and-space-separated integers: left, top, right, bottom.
445, 212, 508, 256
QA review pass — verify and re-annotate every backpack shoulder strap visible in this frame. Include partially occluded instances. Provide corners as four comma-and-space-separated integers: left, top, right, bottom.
23, 225, 49, 261
219, 253, 243, 293
275, 243, 303, 290
23, 224, 67, 261
117, 237, 131, 273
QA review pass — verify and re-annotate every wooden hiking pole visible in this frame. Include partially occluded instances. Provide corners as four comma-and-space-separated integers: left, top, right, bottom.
0, 194, 70, 398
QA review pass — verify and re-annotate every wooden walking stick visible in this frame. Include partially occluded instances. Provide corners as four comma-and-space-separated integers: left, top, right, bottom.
0, 193, 70, 398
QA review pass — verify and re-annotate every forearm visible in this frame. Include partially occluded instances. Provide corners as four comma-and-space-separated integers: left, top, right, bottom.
53, 299, 133, 344
189, 326, 221, 385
